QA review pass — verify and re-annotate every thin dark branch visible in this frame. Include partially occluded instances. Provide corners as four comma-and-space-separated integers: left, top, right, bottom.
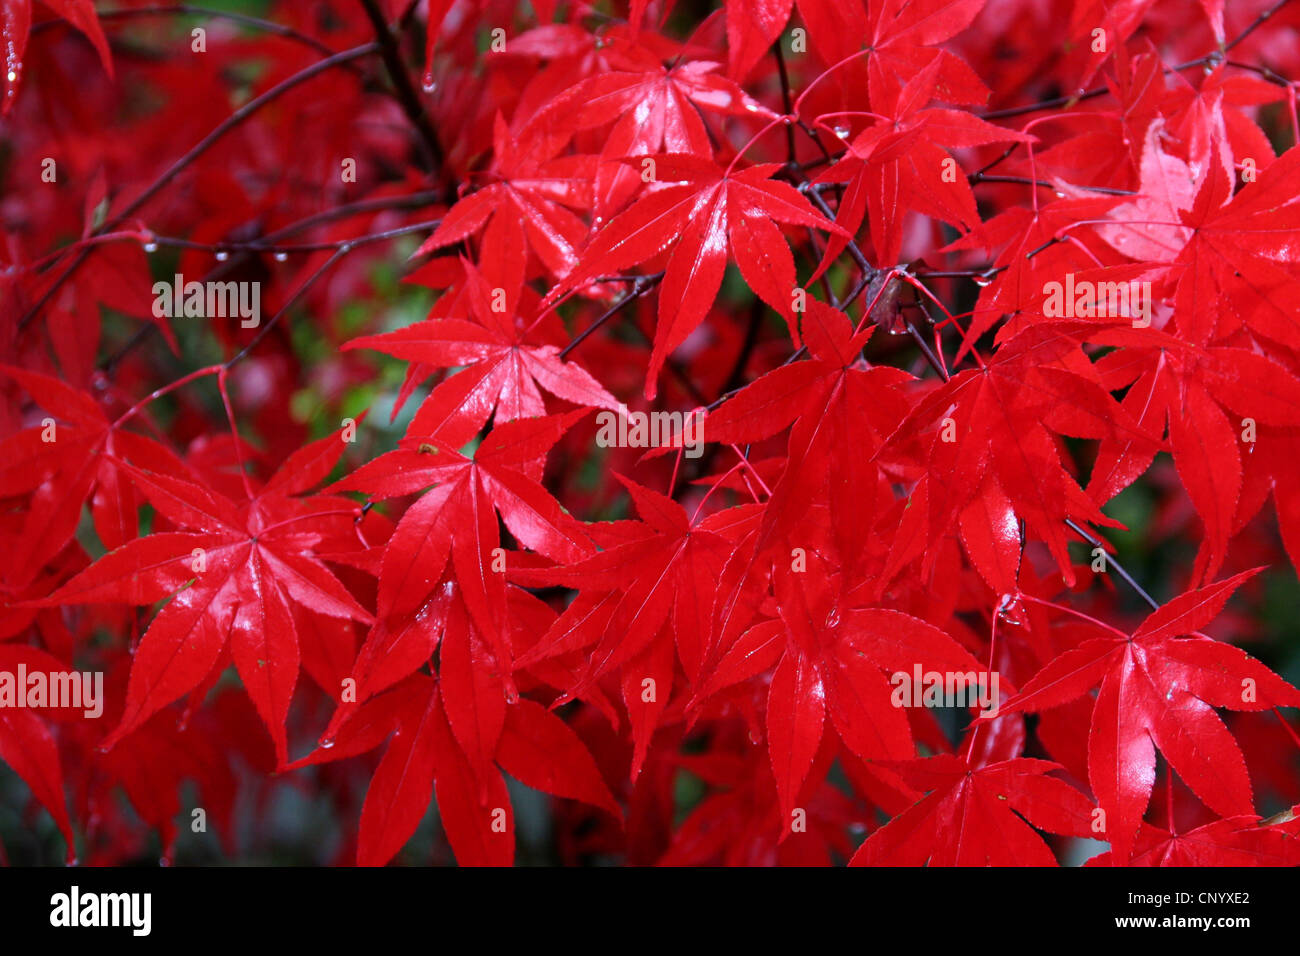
971, 173, 1136, 196
1225, 0, 1292, 52
773, 44, 798, 162
1066, 519, 1160, 610
358, 0, 445, 173
31, 4, 340, 59
224, 219, 441, 367
558, 274, 663, 359
18, 43, 380, 330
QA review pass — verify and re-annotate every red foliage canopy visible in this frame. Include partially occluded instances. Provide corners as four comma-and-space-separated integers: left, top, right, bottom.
2, 0, 1300, 866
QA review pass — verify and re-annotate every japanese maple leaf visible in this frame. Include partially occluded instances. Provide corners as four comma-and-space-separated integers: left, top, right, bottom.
1163, 66, 1283, 186
859, 0, 990, 110
292, 674, 619, 866
415, 113, 595, 286
84, 680, 248, 864
2, 0, 113, 114
1085, 815, 1300, 866
703, 301, 912, 567
1097, 136, 1300, 347
943, 194, 1125, 358
1029, 49, 1165, 190
1094, 118, 1198, 264
661, 742, 867, 865
32, 429, 372, 766
1087, 338, 1300, 583
0, 366, 185, 588
545, 155, 846, 398
884, 323, 1143, 583
511, 476, 735, 745
333, 574, 546, 794
992, 569, 1300, 862
1066, 0, 1225, 87
538, 57, 774, 218
1167, 146, 1300, 347
696, 552, 989, 823
849, 754, 1096, 865
345, 261, 618, 449
723, 0, 793, 81
0, 644, 78, 861
812, 56, 1032, 269
330, 411, 597, 698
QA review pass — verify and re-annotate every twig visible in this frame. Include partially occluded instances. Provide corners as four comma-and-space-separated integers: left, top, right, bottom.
18, 43, 380, 330
970, 173, 1136, 196
558, 274, 663, 360
358, 0, 445, 172
224, 219, 441, 367
1065, 518, 1160, 610
773, 44, 798, 163
31, 4, 341, 60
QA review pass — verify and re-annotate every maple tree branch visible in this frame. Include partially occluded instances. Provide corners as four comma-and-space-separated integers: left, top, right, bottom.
913, 268, 996, 279
1222, 59, 1293, 87
99, 205, 444, 375
145, 215, 443, 256
981, 83, 1111, 120
833, 270, 874, 314
31, 4, 342, 60
224, 248, 351, 370
907, 302, 951, 381
224, 219, 441, 368
101, 326, 158, 379
558, 274, 664, 360
258, 190, 446, 243
107, 43, 382, 238
773, 44, 799, 163
801, 183, 873, 273
358, 0, 446, 174
800, 226, 837, 302
971, 143, 1021, 177
726, 300, 766, 399
1065, 518, 1160, 610
18, 42, 381, 331
970, 173, 1136, 196
1225, 0, 1292, 53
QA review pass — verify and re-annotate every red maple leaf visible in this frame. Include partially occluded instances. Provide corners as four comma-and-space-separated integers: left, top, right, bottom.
546, 155, 846, 397
32, 428, 371, 765
992, 569, 1300, 861
849, 754, 1096, 866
